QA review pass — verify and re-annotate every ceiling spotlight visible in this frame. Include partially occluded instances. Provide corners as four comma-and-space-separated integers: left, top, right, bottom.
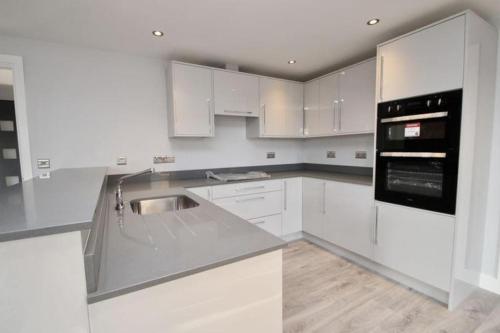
367, 18, 380, 26
152, 30, 164, 37
288, 60, 297, 64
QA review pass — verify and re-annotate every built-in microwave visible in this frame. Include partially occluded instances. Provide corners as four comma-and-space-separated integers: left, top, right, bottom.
375, 90, 462, 214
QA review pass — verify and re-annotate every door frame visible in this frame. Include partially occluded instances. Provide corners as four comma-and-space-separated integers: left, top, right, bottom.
0, 54, 32, 180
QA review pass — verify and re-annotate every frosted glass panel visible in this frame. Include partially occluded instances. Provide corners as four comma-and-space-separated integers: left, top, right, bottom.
0, 120, 14, 132
2, 148, 17, 159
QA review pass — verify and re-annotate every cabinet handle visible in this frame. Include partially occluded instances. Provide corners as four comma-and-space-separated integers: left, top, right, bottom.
236, 196, 265, 203
207, 99, 213, 134
253, 220, 266, 225
339, 99, 344, 131
333, 101, 338, 132
224, 110, 252, 114
374, 206, 379, 245
284, 181, 287, 210
236, 185, 266, 192
261, 104, 266, 133
322, 183, 326, 214
379, 56, 384, 102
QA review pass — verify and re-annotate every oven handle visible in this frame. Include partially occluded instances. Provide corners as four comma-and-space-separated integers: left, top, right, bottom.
380, 111, 448, 123
380, 152, 447, 158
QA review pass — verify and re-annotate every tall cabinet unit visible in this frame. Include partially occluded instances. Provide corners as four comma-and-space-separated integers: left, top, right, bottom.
167, 62, 214, 137
375, 11, 499, 308
247, 77, 304, 138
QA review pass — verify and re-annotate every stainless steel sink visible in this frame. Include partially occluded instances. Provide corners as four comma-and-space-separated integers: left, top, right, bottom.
130, 195, 199, 215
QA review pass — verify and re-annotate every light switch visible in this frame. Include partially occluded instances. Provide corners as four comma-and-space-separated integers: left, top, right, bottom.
355, 151, 367, 159
327, 151, 336, 158
37, 159, 50, 169
267, 152, 276, 159
117, 157, 127, 165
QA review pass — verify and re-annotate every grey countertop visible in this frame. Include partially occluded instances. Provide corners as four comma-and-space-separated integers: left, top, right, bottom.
0, 167, 107, 242
88, 169, 372, 303
88, 183, 286, 303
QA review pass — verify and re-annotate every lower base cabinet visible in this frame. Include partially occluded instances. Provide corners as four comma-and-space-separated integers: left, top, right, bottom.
374, 202, 454, 292
302, 178, 326, 238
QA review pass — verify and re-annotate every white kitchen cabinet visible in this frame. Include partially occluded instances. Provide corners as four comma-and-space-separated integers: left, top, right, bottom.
302, 178, 326, 238
303, 79, 321, 136
247, 77, 303, 138
187, 186, 212, 201
212, 190, 282, 220
282, 178, 302, 235
318, 73, 338, 135
374, 202, 455, 291
211, 179, 282, 199
167, 62, 214, 137
213, 70, 259, 117
249, 214, 282, 237
304, 59, 376, 137
323, 181, 374, 259
338, 59, 376, 134
377, 16, 465, 102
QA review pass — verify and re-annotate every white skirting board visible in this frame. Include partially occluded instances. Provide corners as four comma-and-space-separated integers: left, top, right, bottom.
302, 233, 449, 304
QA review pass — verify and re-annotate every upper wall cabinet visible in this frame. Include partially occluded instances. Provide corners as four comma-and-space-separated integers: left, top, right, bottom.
304, 59, 376, 137
167, 62, 214, 137
377, 16, 465, 102
213, 70, 259, 117
247, 77, 304, 138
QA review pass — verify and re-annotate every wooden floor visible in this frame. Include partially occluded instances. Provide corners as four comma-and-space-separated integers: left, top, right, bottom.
283, 240, 500, 333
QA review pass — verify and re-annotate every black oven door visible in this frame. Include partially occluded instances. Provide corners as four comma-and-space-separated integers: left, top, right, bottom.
374, 152, 458, 214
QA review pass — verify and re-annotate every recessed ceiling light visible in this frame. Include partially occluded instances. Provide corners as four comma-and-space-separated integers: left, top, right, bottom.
152, 30, 164, 37
367, 18, 380, 26
288, 60, 297, 64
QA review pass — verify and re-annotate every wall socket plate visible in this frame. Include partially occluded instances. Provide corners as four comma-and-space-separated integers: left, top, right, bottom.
153, 156, 175, 164
117, 157, 127, 165
37, 159, 50, 169
267, 152, 276, 159
327, 151, 336, 158
355, 151, 368, 159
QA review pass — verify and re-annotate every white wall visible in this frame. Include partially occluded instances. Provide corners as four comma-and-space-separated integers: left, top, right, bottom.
300, 134, 374, 168
0, 35, 374, 175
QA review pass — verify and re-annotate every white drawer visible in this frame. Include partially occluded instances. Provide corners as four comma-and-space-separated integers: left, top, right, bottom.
249, 214, 282, 237
212, 191, 282, 220
211, 180, 282, 199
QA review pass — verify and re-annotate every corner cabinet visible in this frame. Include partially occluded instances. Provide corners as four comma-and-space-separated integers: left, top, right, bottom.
167, 62, 214, 137
304, 59, 376, 137
246, 77, 304, 138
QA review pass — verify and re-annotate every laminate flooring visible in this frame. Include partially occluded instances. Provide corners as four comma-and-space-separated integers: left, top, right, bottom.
283, 240, 500, 333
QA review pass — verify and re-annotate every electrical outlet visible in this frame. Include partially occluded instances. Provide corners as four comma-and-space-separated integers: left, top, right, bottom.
267, 152, 276, 159
117, 157, 127, 165
327, 151, 336, 158
153, 156, 175, 164
355, 151, 367, 159
37, 159, 50, 169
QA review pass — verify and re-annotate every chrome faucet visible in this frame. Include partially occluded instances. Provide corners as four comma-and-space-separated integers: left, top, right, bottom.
115, 168, 155, 211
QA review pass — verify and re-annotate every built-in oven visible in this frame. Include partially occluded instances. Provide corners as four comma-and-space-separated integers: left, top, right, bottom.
375, 90, 462, 214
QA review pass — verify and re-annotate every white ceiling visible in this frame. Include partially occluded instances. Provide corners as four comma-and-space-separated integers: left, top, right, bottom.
0, 0, 499, 80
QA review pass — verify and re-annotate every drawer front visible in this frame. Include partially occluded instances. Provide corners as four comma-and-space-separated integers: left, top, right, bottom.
212, 191, 282, 220
249, 214, 282, 237
211, 180, 282, 199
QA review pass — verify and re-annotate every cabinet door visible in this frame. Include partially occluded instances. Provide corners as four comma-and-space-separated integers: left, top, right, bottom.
324, 181, 374, 259
338, 59, 376, 134
378, 16, 465, 102
302, 178, 326, 237
249, 214, 282, 237
282, 178, 303, 235
374, 202, 455, 291
318, 73, 339, 135
259, 77, 303, 137
213, 70, 259, 117
171, 63, 213, 136
303, 80, 320, 136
